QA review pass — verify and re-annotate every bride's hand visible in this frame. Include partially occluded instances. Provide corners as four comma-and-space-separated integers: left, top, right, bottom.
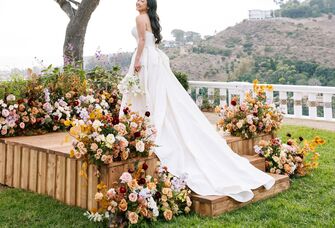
134, 59, 141, 74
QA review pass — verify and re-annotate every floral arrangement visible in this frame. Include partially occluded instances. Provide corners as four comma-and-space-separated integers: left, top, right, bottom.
84, 162, 192, 226
67, 106, 158, 167
254, 134, 325, 177
0, 66, 123, 138
216, 80, 284, 139
117, 72, 145, 97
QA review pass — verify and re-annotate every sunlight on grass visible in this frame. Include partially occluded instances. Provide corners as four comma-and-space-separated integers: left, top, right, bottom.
0, 125, 334, 227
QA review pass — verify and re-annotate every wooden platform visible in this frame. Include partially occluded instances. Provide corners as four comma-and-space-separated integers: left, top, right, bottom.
0, 132, 288, 216
0, 133, 158, 211
191, 174, 290, 217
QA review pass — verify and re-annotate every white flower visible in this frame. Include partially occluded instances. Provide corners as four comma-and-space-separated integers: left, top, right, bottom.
105, 134, 115, 148
94, 192, 103, 201
92, 120, 103, 130
95, 134, 105, 143
2, 109, 9, 118
136, 140, 145, 152
6, 94, 16, 102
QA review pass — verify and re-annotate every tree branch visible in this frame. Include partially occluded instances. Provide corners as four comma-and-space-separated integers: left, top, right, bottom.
55, 0, 76, 19
67, 0, 80, 6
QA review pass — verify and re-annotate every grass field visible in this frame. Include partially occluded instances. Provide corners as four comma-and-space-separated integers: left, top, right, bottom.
0, 125, 334, 227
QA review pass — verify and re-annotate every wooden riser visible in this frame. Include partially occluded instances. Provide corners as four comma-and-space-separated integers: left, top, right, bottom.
191, 174, 290, 217
243, 155, 265, 172
224, 134, 273, 156
0, 133, 158, 211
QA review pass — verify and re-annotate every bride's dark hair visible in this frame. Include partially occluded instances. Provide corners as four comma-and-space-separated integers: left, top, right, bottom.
147, 0, 162, 44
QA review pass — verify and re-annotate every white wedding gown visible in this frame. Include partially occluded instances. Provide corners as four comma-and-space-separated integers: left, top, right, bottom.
118, 27, 275, 202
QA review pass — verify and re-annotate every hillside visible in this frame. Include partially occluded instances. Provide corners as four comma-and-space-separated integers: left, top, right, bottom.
165, 15, 335, 82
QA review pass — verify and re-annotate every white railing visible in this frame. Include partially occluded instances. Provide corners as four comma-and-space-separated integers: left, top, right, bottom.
188, 81, 335, 122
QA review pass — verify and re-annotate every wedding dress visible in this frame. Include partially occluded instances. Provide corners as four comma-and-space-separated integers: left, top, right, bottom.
118, 27, 275, 202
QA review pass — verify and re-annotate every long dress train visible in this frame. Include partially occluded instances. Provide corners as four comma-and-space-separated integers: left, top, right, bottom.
118, 27, 275, 202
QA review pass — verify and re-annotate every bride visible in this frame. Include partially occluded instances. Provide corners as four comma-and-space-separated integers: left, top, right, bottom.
119, 0, 275, 202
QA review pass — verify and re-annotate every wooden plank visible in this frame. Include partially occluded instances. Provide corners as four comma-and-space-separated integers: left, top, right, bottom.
87, 164, 98, 211
65, 158, 77, 206
47, 154, 56, 197
28, 149, 38, 192
20, 147, 30, 190
56, 156, 66, 202
0, 143, 6, 184
37, 151, 47, 194
108, 165, 125, 187
76, 160, 88, 209
13, 145, 22, 188
5, 144, 14, 187
191, 174, 290, 217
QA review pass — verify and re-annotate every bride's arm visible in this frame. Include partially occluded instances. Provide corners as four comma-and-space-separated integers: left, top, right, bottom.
134, 15, 146, 73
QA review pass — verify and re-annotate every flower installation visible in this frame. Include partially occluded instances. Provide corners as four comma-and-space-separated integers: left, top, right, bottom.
68, 106, 159, 167
84, 162, 192, 227
216, 80, 284, 139
0, 66, 122, 138
254, 134, 325, 177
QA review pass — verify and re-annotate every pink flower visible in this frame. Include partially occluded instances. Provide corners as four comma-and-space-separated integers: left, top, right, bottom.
19, 122, 25, 129
128, 193, 138, 202
2, 109, 9, 118
106, 188, 116, 199
120, 172, 133, 183
1, 128, 7, 135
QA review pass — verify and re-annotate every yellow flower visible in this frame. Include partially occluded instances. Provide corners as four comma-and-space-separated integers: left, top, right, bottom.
266, 84, 273, 91
253, 79, 259, 85
64, 120, 72, 127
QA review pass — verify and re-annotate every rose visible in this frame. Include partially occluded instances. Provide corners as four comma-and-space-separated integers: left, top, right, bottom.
249, 125, 256, 133
106, 188, 116, 199
105, 134, 115, 148
118, 199, 128, 212
163, 210, 173, 221
1, 109, 9, 118
19, 122, 25, 129
94, 192, 103, 201
128, 212, 138, 224
120, 172, 132, 183
136, 140, 145, 152
90, 143, 98, 151
128, 193, 138, 202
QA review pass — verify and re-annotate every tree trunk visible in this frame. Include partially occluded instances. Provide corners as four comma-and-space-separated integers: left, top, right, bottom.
56, 0, 100, 68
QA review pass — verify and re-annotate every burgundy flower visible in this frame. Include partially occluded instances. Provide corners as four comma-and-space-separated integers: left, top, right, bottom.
154, 191, 161, 200
112, 116, 120, 125
299, 136, 304, 142
142, 163, 148, 171
253, 112, 258, 117
286, 133, 292, 137
119, 186, 127, 194
17, 99, 24, 104
128, 168, 134, 174
287, 140, 293, 146
53, 115, 59, 121
73, 100, 79, 106
230, 100, 237, 106
134, 131, 141, 138
145, 111, 150, 117
138, 178, 146, 185
123, 107, 130, 115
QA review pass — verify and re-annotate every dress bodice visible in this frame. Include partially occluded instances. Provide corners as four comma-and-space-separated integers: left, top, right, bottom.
131, 27, 156, 48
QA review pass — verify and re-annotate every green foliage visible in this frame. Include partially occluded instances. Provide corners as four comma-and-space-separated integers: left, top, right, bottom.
0, 73, 27, 100
280, 0, 335, 18
173, 71, 189, 91
234, 56, 335, 86
86, 65, 123, 91
192, 45, 232, 57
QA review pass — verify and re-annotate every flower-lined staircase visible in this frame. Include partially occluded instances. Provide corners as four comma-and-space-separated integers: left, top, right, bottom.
190, 126, 291, 217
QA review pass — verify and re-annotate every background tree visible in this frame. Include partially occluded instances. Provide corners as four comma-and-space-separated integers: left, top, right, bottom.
171, 29, 185, 43
55, 0, 100, 67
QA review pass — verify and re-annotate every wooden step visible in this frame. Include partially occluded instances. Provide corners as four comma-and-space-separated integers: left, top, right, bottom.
191, 173, 290, 217
243, 154, 265, 172
223, 133, 273, 156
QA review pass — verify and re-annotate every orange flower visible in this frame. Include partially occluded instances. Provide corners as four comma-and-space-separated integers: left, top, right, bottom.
128, 211, 139, 224
163, 210, 173, 221
118, 199, 128, 212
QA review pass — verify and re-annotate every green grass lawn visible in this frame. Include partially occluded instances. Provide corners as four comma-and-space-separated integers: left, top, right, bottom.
0, 125, 334, 227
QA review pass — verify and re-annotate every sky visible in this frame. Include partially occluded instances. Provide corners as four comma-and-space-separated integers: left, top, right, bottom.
0, 0, 278, 70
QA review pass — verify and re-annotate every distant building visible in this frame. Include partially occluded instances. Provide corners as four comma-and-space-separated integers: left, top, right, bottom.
249, 9, 275, 20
